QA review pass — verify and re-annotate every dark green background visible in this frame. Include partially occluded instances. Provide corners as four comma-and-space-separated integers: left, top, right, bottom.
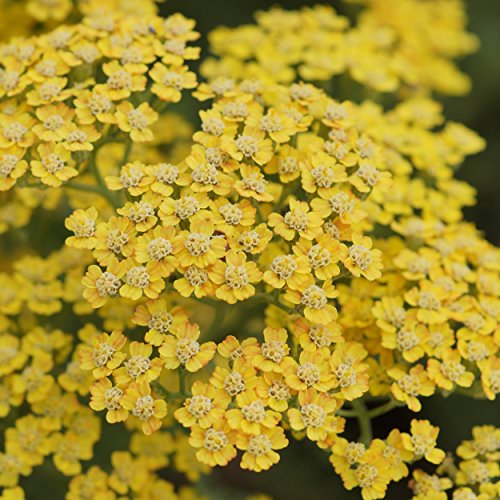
160, 1, 500, 498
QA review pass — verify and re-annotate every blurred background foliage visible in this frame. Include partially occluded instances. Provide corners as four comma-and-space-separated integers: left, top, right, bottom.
155, 1, 500, 498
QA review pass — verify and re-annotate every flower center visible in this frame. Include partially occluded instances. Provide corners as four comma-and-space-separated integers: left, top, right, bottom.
124, 355, 151, 380
301, 285, 327, 309
175, 338, 200, 364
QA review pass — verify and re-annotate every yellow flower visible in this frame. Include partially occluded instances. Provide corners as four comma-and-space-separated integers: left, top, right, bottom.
119, 260, 165, 301
121, 382, 167, 435
97, 61, 147, 101
0, 148, 28, 191
131, 298, 189, 346
150, 63, 197, 102
268, 199, 324, 241
284, 276, 338, 325
159, 322, 216, 372
89, 377, 128, 424
175, 381, 230, 428
188, 420, 236, 467
282, 350, 334, 393
82, 261, 124, 308
65, 207, 98, 249
252, 327, 290, 373
173, 218, 227, 269
237, 426, 288, 472
341, 234, 383, 281
389, 365, 435, 412
209, 250, 262, 304
221, 126, 273, 165
78, 330, 127, 378
226, 390, 281, 436
115, 102, 158, 143
113, 341, 164, 386
30, 142, 78, 187
427, 349, 474, 391
288, 388, 338, 441
401, 419, 446, 464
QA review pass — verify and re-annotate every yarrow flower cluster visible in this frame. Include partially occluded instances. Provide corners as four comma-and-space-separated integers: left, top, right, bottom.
0, 1, 498, 499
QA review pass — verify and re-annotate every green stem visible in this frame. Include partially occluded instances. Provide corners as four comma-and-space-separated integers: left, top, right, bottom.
88, 150, 120, 209
351, 399, 373, 445
151, 380, 184, 402
178, 368, 187, 396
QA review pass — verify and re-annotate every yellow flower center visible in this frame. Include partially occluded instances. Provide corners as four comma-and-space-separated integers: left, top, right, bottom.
307, 245, 332, 269
124, 266, 150, 289
174, 196, 200, 220
278, 157, 299, 176
224, 265, 249, 289
191, 162, 218, 186
0, 154, 19, 178
345, 442, 365, 464
175, 338, 200, 364
184, 233, 211, 256
73, 218, 96, 238
238, 230, 260, 252
42, 153, 66, 174
104, 386, 123, 410
464, 313, 485, 332
222, 102, 248, 119
35, 60, 57, 77
92, 343, 115, 366
147, 237, 173, 261
119, 166, 144, 187
106, 229, 129, 254
357, 164, 380, 187
235, 134, 258, 157
308, 325, 334, 348
268, 381, 290, 402
148, 311, 173, 333
153, 163, 179, 184
270, 255, 297, 280
284, 209, 308, 232
223, 371, 246, 396
219, 203, 243, 225
355, 463, 378, 488
329, 192, 354, 215
242, 172, 267, 194
95, 271, 121, 297
259, 115, 282, 133
184, 266, 208, 287
418, 291, 440, 311
396, 329, 419, 352
261, 340, 286, 363
108, 69, 132, 90
301, 403, 326, 428
205, 147, 226, 167
440, 360, 465, 382
247, 434, 272, 456
128, 201, 155, 223
132, 395, 155, 420
296, 362, 321, 387
324, 103, 348, 122
126, 109, 148, 130
311, 165, 336, 188
67, 129, 88, 144
202, 117, 225, 136
336, 363, 357, 388
43, 114, 64, 131
301, 285, 327, 310
187, 394, 212, 418
349, 244, 372, 271
398, 373, 421, 396
241, 400, 266, 423
3, 122, 27, 142
88, 94, 112, 116
203, 427, 228, 451
124, 355, 151, 380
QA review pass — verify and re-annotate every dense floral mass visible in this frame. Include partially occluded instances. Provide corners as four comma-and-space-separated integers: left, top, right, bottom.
0, 0, 498, 498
